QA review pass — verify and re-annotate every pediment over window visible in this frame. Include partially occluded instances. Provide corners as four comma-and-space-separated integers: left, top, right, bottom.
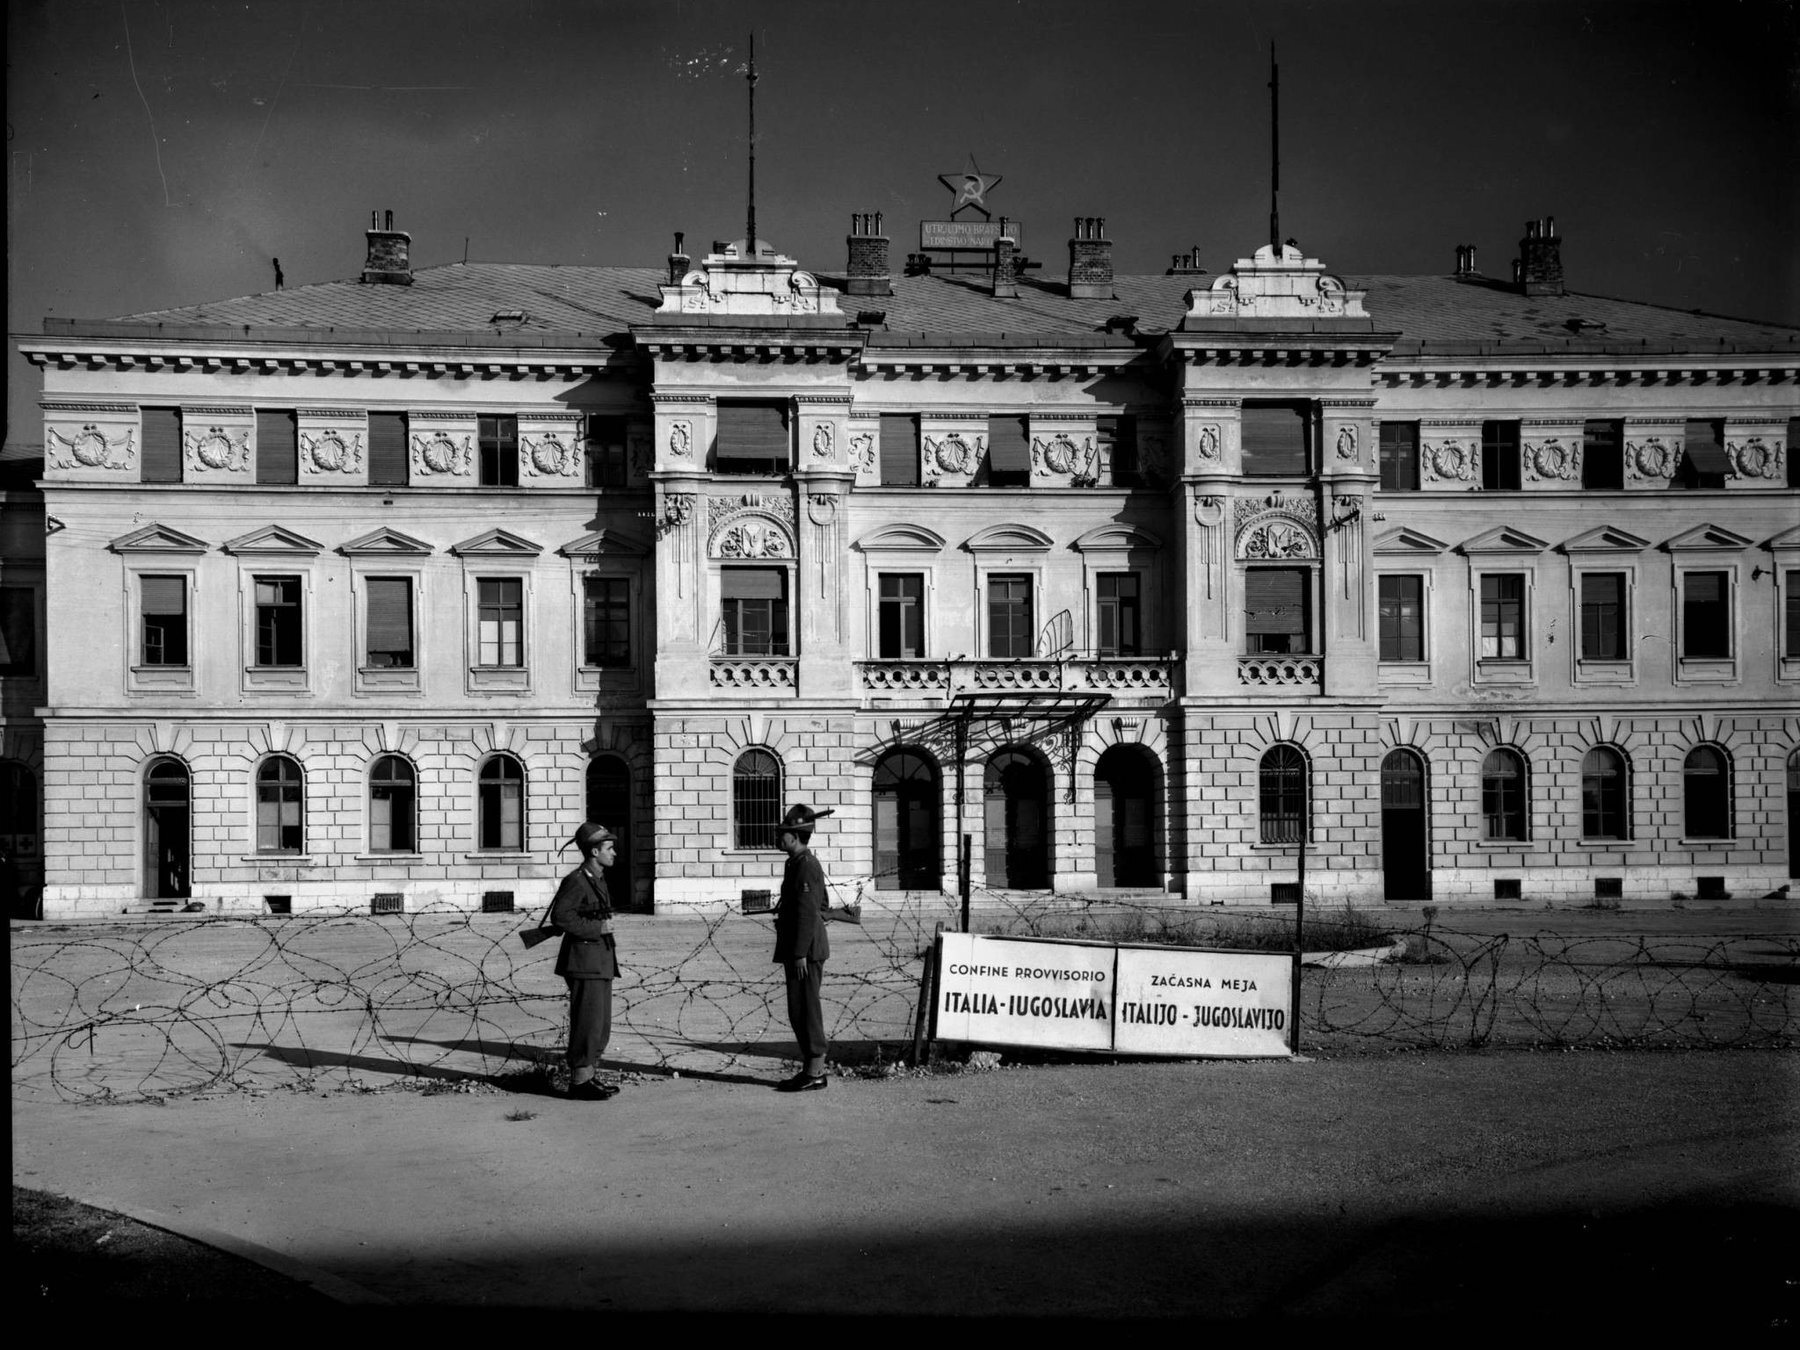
450, 528, 544, 557
1459, 525, 1548, 556
338, 526, 434, 556
965, 523, 1054, 553
1663, 522, 1752, 553
1074, 524, 1162, 553
108, 523, 208, 554
559, 527, 650, 558
1560, 524, 1651, 554
1371, 526, 1450, 556
222, 525, 324, 556
853, 524, 947, 553
1767, 524, 1800, 556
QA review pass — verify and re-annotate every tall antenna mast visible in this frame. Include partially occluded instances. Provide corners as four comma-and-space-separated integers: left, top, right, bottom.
745, 32, 758, 253
1268, 42, 1280, 251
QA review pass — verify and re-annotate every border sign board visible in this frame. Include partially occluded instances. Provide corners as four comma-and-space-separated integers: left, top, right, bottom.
933, 932, 1295, 1059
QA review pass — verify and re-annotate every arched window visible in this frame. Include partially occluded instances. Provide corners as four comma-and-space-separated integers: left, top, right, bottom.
733, 749, 782, 849
478, 755, 525, 851
1258, 745, 1307, 845
1581, 747, 1629, 841
370, 755, 416, 853
255, 755, 304, 854
1481, 748, 1528, 841
1683, 745, 1731, 840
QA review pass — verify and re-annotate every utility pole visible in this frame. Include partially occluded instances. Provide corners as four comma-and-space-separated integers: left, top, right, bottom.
1268, 43, 1280, 252
745, 32, 758, 252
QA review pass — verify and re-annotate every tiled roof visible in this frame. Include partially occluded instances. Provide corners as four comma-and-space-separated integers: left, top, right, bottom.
108, 263, 1799, 354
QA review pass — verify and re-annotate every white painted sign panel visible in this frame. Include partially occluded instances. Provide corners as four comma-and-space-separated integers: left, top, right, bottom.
933, 933, 1295, 1058
934, 933, 1114, 1051
1112, 946, 1294, 1058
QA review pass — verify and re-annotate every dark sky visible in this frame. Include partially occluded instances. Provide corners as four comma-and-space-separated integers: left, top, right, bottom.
8, 0, 1798, 444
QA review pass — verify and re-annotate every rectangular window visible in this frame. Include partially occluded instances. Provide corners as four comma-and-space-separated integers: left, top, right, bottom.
1681, 571, 1730, 658
368, 412, 408, 486
1787, 569, 1800, 660
584, 415, 629, 488
1097, 573, 1141, 656
1379, 422, 1420, 492
141, 407, 183, 483
0, 587, 35, 675
141, 576, 188, 666
985, 416, 1031, 486
478, 578, 524, 666
1676, 419, 1729, 490
1245, 568, 1311, 654
582, 576, 631, 667
364, 578, 414, 668
1790, 418, 1800, 490
879, 414, 920, 486
988, 574, 1033, 657
716, 401, 790, 475
1482, 421, 1521, 490
1099, 416, 1139, 486
1240, 403, 1310, 476
1378, 575, 1424, 662
721, 568, 789, 656
1582, 420, 1624, 490
1480, 575, 1526, 659
1579, 573, 1626, 660
479, 415, 519, 487
255, 410, 298, 485
877, 573, 924, 659
254, 577, 302, 667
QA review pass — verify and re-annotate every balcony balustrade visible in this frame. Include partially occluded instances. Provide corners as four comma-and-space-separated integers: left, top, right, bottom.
857, 656, 1175, 700
1237, 655, 1323, 692
709, 657, 798, 691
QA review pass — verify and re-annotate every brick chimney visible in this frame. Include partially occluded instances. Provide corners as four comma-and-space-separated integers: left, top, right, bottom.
1068, 217, 1114, 298
845, 212, 892, 297
361, 209, 413, 286
1515, 216, 1563, 296
993, 231, 1019, 298
1165, 246, 1208, 277
668, 231, 691, 285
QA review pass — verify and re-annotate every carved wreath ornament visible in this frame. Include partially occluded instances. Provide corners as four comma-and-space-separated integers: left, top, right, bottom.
1336, 425, 1358, 461
48, 423, 135, 471
1198, 424, 1221, 461
930, 434, 976, 474
1424, 441, 1476, 483
811, 422, 835, 460
1627, 438, 1675, 480
1727, 437, 1780, 480
523, 433, 577, 477
668, 421, 693, 459
189, 426, 250, 472
1525, 438, 1580, 482
301, 430, 362, 475
414, 433, 472, 476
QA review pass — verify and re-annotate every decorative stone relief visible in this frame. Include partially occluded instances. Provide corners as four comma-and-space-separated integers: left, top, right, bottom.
656, 493, 695, 537
668, 421, 693, 459
48, 423, 135, 471
1185, 243, 1370, 320
413, 432, 472, 477
1198, 424, 1221, 461
1422, 439, 1477, 484
300, 429, 362, 475
923, 433, 982, 485
708, 492, 795, 532
522, 432, 578, 477
1241, 521, 1317, 559
1523, 437, 1580, 482
1726, 436, 1781, 480
806, 494, 837, 526
850, 432, 875, 474
1335, 425, 1358, 461
1032, 434, 1098, 483
187, 425, 251, 473
1626, 437, 1677, 480
810, 422, 835, 460
1234, 489, 1320, 560
713, 517, 793, 559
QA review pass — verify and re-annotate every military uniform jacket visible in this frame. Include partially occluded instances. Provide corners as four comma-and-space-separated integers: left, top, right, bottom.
551, 863, 620, 979
772, 846, 829, 964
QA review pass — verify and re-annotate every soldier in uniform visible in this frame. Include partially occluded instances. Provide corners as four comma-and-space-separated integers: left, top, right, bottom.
772, 804, 833, 1092
553, 821, 622, 1101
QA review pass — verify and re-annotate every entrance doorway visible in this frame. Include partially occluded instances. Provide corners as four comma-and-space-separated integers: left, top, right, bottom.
585, 756, 634, 907
1788, 749, 1799, 881
144, 758, 191, 900
1381, 749, 1431, 900
1094, 745, 1160, 887
984, 749, 1049, 889
873, 749, 941, 890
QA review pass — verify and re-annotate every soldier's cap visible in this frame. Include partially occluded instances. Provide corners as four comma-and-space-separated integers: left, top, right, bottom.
567, 821, 619, 855
776, 804, 833, 835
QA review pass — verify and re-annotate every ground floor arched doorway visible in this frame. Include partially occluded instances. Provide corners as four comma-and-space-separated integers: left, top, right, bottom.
144, 757, 190, 900
984, 748, 1049, 889
874, 748, 942, 890
1381, 748, 1431, 900
1094, 745, 1160, 887
585, 756, 633, 907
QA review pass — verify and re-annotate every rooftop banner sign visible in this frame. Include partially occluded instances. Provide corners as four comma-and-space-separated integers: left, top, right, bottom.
932, 932, 1295, 1059
920, 220, 1024, 251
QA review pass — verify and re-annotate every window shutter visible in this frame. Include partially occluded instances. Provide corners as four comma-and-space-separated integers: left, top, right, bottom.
879, 415, 919, 486
368, 413, 408, 485
721, 567, 784, 599
1240, 404, 1308, 475
365, 579, 411, 655
141, 576, 185, 615
985, 416, 1031, 483
255, 410, 297, 484
140, 408, 183, 483
1245, 568, 1307, 634
717, 402, 789, 465
1682, 420, 1731, 476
